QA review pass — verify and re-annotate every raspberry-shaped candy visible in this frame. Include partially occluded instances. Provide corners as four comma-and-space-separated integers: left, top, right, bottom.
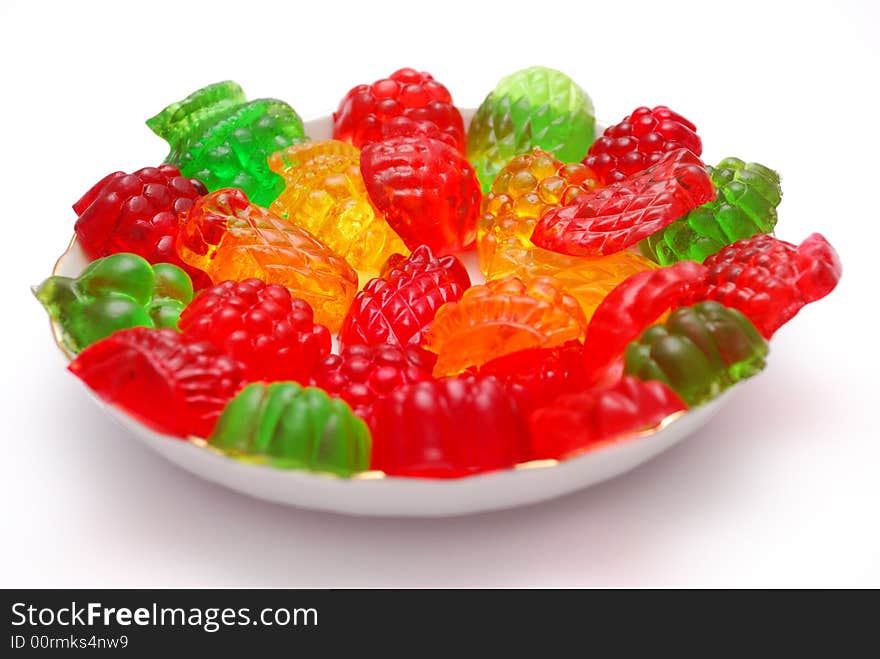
371, 375, 532, 478
340, 245, 470, 349
530, 376, 687, 460
584, 106, 702, 184
468, 66, 596, 192
69, 327, 245, 438
268, 140, 408, 277
361, 136, 481, 255
641, 158, 783, 265
73, 165, 209, 287
680, 233, 841, 337
423, 275, 588, 376
311, 343, 434, 427
333, 68, 466, 151
179, 279, 330, 384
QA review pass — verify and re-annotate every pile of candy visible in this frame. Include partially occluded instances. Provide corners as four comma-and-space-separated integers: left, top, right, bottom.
36, 67, 842, 479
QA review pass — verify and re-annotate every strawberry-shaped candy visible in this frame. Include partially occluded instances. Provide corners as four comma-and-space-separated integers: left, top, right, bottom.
584, 106, 702, 184
423, 275, 588, 377
311, 343, 434, 427
339, 245, 469, 349
333, 68, 465, 151
529, 376, 687, 460
178, 279, 331, 384
624, 301, 768, 406
468, 66, 596, 192
531, 149, 715, 257
208, 382, 371, 477
361, 136, 481, 255
641, 158, 783, 265
69, 327, 245, 438
371, 375, 532, 478
147, 81, 307, 207
680, 233, 841, 337
73, 165, 209, 287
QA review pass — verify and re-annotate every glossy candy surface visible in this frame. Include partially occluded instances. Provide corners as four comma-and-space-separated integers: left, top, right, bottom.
625, 301, 768, 406
468, 66, 596, 192
423, 275, 587, 376
73, 165, 208, 286
268, 141, 408, 277
361, 136, 481, 255
584, 106, 702, 184
680, 233, 841, 337
208, 382, 370, 477
371, 375, 532, 478
641, 158, 782, 264
529, 376, 687, 460
311, 343, 434, 428
178, 279, 330, 384
147, 81, 307, 207
35, 253, 193, 352
340, 245, 469, 349
176, 188, 358, 332
69, 327, 245, 438
532, 149, 716, 256
333, 68, 465, 151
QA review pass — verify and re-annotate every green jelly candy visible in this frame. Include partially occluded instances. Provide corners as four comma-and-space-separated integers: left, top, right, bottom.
624, 301, 768, 406
147, 81, 308, 207
34, 254, 194, 352
209, 382, 371, 477
467, 66, 595, 192
640, 158, 782, 265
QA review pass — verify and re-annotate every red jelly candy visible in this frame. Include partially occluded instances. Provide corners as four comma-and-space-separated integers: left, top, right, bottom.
474, 340, 588, 413
371, 375, 532, 478
178, 279, 331, 383
682, 233, 842, 337
360, 137, 481, 255
73, 165, 209, 287
311, 343, 434, 428
69, 327, 245, 438
333, 67, 466, 151
584, 106, 702, 184
531, 149, 715, 256
340, 245, 470, 349
582, 260, 708, 382
529, 376, 687, 460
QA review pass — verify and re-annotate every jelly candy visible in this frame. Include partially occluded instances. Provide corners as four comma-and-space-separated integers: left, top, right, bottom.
73, 165, 208, 287
582, 260, 708, 382
474, 340, 587, 413
35, 253, 193, 353
311, 343, 434, 428
584, 106, 702, 184
176, 188, 358, 332
680, 233, 841, 337
467, 66, 596, 192
178, 279, 330, 384
333, 67, 465, 151
340, 245, 469, 349
529, 376, 687, 460
69, 327, 245, 438
531, 149, 716, 256
147, 81, 307, 207
640, 158, 783, 265
624, 301, 768, 406
268, 140, 408, 277
371, 375, 532, 478
208, 382, 370, 477
361, 136, 481, 255
423, 275, 588, 376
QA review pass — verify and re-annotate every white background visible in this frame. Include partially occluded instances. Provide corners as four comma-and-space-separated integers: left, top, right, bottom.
1, 0, 877, 587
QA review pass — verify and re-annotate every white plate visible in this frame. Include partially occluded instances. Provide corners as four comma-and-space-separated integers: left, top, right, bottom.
49, 109, 733, 517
